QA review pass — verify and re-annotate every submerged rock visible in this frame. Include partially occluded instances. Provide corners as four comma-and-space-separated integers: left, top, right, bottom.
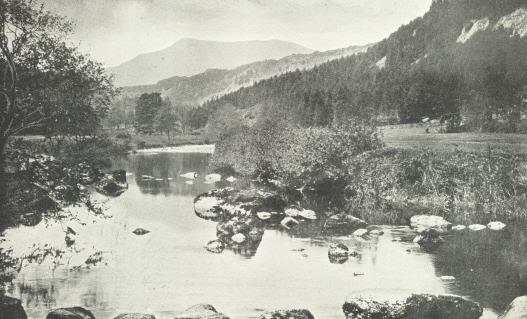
46, 307, 95, 319
260, 309, 314, 319
487, 221, 506, 231
281, 217, 299, 230
95, 175, 128, 197
468, 224, 486, 231
413, 229, 444, 251
205, 240, 225, 253
410, 215, 452, 233
114, 314, 155, 319
324, 213, 367, 234
404, 294, 482, 319
0, 296, 27, 319
174, 304, 229, 319
328, 243, 351, 263
499, 296, 527, 319
132, 228, 150, 235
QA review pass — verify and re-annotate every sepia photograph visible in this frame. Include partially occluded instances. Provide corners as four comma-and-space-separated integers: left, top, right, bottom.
1, 0, 527, 318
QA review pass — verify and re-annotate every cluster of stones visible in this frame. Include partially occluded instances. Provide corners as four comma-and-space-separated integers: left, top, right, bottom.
3, 295, 526, 319
194, 187, 382, 256
0, 299, 313, 319
409, 214, 507, 251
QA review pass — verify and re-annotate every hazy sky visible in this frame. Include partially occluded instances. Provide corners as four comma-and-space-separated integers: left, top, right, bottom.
43, 0, 432, 67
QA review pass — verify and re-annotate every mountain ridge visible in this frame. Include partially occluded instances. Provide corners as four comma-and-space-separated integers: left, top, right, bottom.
107, 38, 313, 86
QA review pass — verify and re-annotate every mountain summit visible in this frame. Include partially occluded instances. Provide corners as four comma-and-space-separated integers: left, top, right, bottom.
107, 38, 313, 86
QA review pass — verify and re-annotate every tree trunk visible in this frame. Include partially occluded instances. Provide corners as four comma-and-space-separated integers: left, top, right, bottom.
0, 138, 8, 220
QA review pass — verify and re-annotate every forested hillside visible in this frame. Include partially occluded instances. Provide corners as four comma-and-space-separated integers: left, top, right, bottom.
200, 0, 527, 132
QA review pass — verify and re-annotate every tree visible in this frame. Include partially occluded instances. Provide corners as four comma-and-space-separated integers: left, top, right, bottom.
134, 92, 162, 134
0, 0, 116, 209
154, 98, 180, 141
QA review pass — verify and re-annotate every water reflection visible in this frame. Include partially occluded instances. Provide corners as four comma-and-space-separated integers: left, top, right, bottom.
0, 151, 524, 319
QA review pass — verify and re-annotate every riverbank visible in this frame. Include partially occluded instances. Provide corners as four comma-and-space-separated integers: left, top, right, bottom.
209, 123, 527, 225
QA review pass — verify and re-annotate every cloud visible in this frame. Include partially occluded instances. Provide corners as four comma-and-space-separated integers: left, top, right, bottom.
42, 0, 432, 66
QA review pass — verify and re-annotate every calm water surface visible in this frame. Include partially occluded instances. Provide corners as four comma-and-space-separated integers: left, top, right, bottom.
2, 151, 527, 319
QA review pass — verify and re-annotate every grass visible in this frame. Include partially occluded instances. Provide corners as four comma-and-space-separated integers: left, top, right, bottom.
381, 124, 527, 154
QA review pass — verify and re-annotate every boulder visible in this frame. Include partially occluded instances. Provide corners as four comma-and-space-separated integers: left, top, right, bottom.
46, 307, 95, 319
173, 304, 229, 319
257, 212, 272, 220
285, 208, 301, 217
95, 175, 127, 197
440, 276, 456, 281
451, 225, 466, 231
343, 297, 404, 319
499, 296, 527, 319
298, 209, 317, 220
260, 309, 314, 319
194, 196, 224, 221
180, 172, 197, 179
468, 224, 486, 231
487, 221, 506, 231
205, 240, 225, 253
324, 214, 368, 234
410, 215, 452, 233
226, 176, 237, 183
114, 314, 155, 319
0, 296, 27, 319
231, 233, 246, 244
353, 229, 368, 237
404, 294, 482, 319
205, 173, 222, 184
328, 243, 350, 263
413, 229, 444, 251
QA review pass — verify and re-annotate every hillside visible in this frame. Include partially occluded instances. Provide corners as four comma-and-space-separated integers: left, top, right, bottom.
121, 44, 371, 105
200, 0, 527, 132
107, 38, 313, 87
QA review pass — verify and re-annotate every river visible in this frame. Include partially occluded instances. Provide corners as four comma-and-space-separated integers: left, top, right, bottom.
2, 148, 526, 318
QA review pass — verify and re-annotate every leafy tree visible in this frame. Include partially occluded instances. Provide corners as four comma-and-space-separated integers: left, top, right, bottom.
154, 98, 180, 140
134, 92, 162, 134
0, 0, 116, 209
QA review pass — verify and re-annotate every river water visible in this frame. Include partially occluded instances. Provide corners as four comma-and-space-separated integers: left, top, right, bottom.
2, 149, 527, 319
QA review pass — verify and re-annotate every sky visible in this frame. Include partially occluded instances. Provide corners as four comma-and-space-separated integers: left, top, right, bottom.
43, 0, 433, 67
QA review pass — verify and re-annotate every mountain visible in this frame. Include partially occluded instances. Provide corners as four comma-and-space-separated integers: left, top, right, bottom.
120, 44, 371, 105
107, 38, 313, 86
199, 0, 527, 132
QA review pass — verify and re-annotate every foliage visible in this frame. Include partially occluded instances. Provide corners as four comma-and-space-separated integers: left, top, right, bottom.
134, 92, 162, 134
154, 98, 181, 140
211, 120, 383, 188
199, 0, 527, 132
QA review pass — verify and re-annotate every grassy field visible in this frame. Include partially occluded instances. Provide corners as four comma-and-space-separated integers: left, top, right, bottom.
380, 124, 527, 153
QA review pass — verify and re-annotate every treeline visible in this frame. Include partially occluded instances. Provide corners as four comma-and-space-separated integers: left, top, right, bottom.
197, 0, 527, 132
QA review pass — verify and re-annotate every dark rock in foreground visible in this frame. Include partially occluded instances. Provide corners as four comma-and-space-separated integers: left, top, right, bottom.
405, 294, 482, 319
114, 314, 155, 319
260, 309, 315, 319
499, 296, 527, 319
328, 243, 350, 264
323, 213, 367, 234
343, 297, 404, 319
46, 307, 95, 319
343, 294, 482, 319
0, 296, 27, 319
173, 304, 230, 319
